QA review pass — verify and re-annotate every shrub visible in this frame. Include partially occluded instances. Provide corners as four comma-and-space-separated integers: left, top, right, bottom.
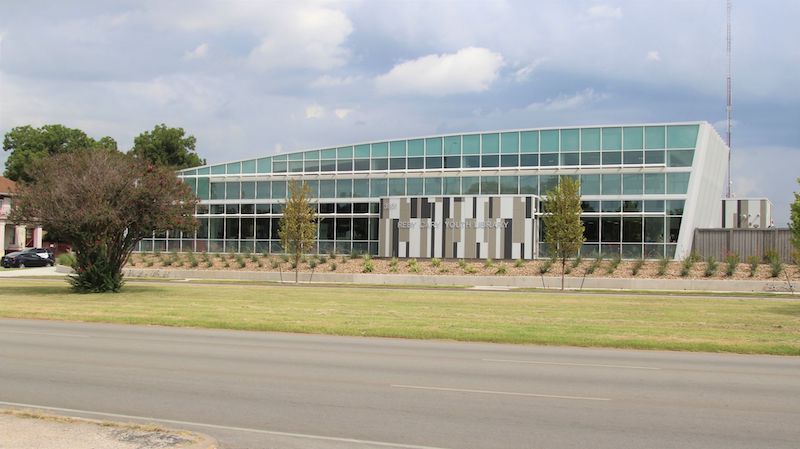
56, 252, 77, 267
586, 254, 602, 275
223, 260, 230, 268
631, 258, 645, 276
431, 258, 441, 268
256, 260, 263, 268
538, 258, 553, 274
145, 259, 154, 267
350, 251, 362, 261
318, 255, 328, 264
484, 258, 494, 269
270, 259, 280, 269
407, 259, 418, 269
308, 259, 318, 269
329, 261, 337, 271
747, 255, 760, 277
250, 253, 259, 263
680, 252, 699, 277
724, 252, 739, 277
362, 259, 374, 273
189, 258, 199, 268
763, 249, 779, 264
571, 255, 582, 269
458, 259, 467, 269
205, 260, 213, 268
514, 258, 525, 268
290, 260, 297, 270
606, 254, 621, 274
656, 257, 670, 276
769, 256, 783, 278
409, 262, 422, 273
280, 254, 290, 263
463, 265, 477, 274
237, 258, 246, 269
704, 256, 718, 277
495, 264, 507, 275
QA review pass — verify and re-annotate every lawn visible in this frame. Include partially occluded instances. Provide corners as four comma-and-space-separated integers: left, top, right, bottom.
1, 279, 798, 355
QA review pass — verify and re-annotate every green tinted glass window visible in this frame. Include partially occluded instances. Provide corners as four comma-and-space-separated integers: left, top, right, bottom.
369, 179, 387, 197
500, 176, 518, 194
337, 146, 353, 159
425, 137, 442, 156
481, 176, 499, 194
196, 167, 210, 175
602, 128, 622, 150
388, 178, 405, 196
256, 158, 271, 173
354, 145, 370, 158
540, 175, 558, 194
389, 141, 406, 157
272, 154, 287, 161
481, 134, 499, 154
622, 174, 643, 195
561, 129, 579, 151
353, 179, 369, 198
540, 130, 559, 153
668, 150, 694, 167
424, 177, 442, 195
241, 160, 256, 173
463, 135, 480, 155
288, 152, 303, 161
256, 181, 270, 199
623, 127, 643, 150
210, 182, 225, 199
644, 173, 665, 194
210, 164, 225, 175
520, 131, 538, 153
196, 178, 209, 199
501, 132, 519, 154
319, 180, 335, 198
580, 174, 601, 195
271, 181, 286, 199
241, 181, 255, 199
581, 128, 600, 151
320, 148, 336, 159
667, 173, 690, 194
444, 136, 461, 155
667, 125, 699, 148
226, 162, 241, 174
462, 176, 480, 194
601, 174, 621, 195
305, 150, 320, 160
645, 126, 666, 149
444, 177, 460, 194
519, 175, 538, 194
407, 139, 424, 156
371, 142, 388, 157
406, 178, 423, 195
336, 179, 353, 198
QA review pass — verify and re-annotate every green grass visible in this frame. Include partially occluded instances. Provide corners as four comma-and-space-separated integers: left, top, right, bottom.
0, 279, 798, 355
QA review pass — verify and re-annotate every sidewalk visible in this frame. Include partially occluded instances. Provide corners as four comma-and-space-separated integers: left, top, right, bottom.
0, 409, 216, 449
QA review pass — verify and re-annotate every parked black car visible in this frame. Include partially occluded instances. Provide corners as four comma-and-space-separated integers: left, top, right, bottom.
1, 248, 55, 268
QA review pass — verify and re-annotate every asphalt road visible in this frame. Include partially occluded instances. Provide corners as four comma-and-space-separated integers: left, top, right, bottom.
1, 319, 798, 449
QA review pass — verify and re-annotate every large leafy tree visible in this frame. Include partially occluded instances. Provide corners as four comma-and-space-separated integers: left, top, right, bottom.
11, 151, 197, 293
279, 180, 317, 283
2, 124, 118, 182
129, 124, 204, 169
542, 177, 585, 290
791, 178, 800, 263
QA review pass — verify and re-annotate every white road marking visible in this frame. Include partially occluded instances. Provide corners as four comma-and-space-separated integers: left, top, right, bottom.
0, 401, 450, 449
391, 384, 610, 401
484, 358, 660, 370
0, 330, 89, 338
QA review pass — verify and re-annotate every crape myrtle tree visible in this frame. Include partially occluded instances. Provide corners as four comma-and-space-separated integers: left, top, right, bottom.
542, 177, 585, 290
278, 180, 318, 283
791, 178, 800, 263
11, 150, 197, 293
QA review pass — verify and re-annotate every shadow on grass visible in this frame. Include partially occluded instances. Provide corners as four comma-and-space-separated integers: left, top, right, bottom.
766, 302, 800, 317
0, 283, 168, 297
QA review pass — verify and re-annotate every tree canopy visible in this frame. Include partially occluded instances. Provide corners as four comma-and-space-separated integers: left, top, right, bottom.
129, 124, 204, 169
2, 124, 118, 182
11, 150, 197, 292
279, 180, 317, 283
542, 177, 585, 290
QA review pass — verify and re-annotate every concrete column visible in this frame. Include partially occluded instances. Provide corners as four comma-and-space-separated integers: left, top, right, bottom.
33, 226, 43, 248
0, 221, 5, 257
14, 225, 26, 249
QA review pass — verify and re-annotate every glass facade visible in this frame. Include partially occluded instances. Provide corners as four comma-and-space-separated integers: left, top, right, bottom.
145, 123, 703, 259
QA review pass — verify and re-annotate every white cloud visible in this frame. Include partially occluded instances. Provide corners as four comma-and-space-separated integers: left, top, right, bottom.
248, 5, 352, 71
305, 104, 324, 119
586, 5, 623, 19
512, 59, 546, 82
375, 47, 504, 96
310, 75, 360, 88
646, 50, 660, 62
334, 108, 352, 119
526, 88, 608, 111
184, 43, 208, 60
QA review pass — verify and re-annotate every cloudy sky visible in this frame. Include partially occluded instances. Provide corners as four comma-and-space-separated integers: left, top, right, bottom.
1, 0, 798, 223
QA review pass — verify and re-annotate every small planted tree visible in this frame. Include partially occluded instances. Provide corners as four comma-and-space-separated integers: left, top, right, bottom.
791, 178, 800, 263
542, 177, 585, 290
278, 180, 318, 283
11, 151, 197, 292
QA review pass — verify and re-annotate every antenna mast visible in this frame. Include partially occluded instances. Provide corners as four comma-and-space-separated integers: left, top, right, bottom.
726, 0, 732, 197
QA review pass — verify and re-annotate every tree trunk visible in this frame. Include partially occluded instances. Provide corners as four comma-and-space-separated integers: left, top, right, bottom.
561, 257, 565, 291
295, 253, 299, 283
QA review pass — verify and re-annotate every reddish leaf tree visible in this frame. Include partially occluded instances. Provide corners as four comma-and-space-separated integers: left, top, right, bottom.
11, 150, 197, 292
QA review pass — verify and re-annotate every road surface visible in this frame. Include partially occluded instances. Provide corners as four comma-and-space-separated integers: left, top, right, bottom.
1, 318, 798, 449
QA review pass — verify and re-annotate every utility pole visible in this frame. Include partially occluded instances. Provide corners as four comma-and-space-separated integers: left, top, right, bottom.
726, 0, 733, 197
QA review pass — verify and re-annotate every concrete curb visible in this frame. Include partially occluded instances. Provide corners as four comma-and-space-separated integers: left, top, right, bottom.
122, 268, 798, 293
